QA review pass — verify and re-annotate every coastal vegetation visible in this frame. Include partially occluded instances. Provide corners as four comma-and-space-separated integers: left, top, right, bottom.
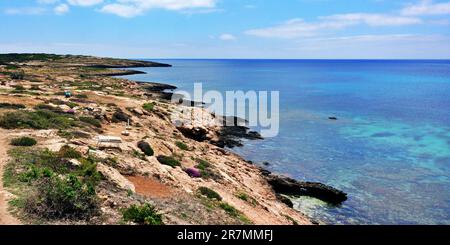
121, 203, 164, 225
156, 156, 181, 168
10, 137, 37, 147
0, 54, 310, 225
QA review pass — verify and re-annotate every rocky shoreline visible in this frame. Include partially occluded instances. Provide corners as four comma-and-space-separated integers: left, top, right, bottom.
120, 65, 349, 207
0, 54, 346, 225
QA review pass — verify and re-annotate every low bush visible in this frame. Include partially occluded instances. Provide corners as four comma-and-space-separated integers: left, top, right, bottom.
58, 145, 82, 159
142, 102, 155, 112
156, 156, 181, 168
13, 84, 25, 91
0, 110, 76, 129
175, 141, 189, 151
10, 137, 37, 146
137, 141, 154, 156
25, 174, 99, 220
198, 187, 222, 201
195, 159, 221, 180
0, 103, 25, 109
34, 104, 64, 114
121, 203, 164, 225
219, 202, 240, 217
66, 102, 79, 109
79, 116, 102, 128
10, 71, 25, 80
75, 94, 88, 99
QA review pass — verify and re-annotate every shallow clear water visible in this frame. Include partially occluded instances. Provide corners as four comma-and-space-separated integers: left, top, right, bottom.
123, 59, 450, 224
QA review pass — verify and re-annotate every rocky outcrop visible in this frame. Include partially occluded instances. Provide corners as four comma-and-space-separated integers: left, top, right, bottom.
97, 163, 135, 192
177, 126, 210, 142
263, 171, 347, 205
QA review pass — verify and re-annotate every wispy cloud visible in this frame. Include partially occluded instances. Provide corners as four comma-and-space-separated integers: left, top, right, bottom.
401, 0, 450, 16
54, 4, 69, 15
4, 7, 47, 15
219, 34, 237, 41
67, 0, 104, 7
245, 13, 422, 39
100, 0, 217, 18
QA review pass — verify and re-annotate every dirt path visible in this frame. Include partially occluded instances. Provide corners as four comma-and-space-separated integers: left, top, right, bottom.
0, 129, 20, 225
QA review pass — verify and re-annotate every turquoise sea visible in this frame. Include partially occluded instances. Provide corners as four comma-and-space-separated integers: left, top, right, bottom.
123, 59, 450, 224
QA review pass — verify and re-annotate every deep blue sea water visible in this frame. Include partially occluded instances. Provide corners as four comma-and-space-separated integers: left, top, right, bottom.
123, 59, 450, 224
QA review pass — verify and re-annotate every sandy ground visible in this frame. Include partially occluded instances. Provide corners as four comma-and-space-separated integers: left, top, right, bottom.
0, 129, 21, 225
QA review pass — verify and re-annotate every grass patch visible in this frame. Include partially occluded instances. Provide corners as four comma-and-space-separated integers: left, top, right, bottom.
219, 202, 252, 224
142, 102, 156, 113
75, 93, 88, 99
195, 159, 221, 180
10, 137, 37, 147
79, 116, 102, 128
198, 187, 222, 201
0, 103, 25, 109
0, 110, 77, 129
121, 203, 164, 225
58, 145, 82, 159
156, 156, 181, 168
175, 141, 189, 151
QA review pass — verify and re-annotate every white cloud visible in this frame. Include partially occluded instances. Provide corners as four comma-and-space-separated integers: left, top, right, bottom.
100, 4, 143, 17
245, 13, 422, 39
322, 13, 422, 26
4, 7, 46, 15
219, 34, 237, 41
54, 4, 69, 15
100, 0, 217, 17
68, 0, 103, 7
401, 0, 450, 16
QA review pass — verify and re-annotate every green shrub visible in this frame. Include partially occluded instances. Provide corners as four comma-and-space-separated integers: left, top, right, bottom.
142, 103, 155, 112
25, 174, 99, 220
66, 102, 79, 109
0, 110, 76, 129
175, 141, 189, 151
198, 187, 222, 201
196, 159, 211, 170
121, 203, 164, 225
58, 145, 82, 159
10, 71, 25, 80
34, 104, 64, 114
13, 84, 25, 91
75, 94, 88, 99
0, 103, 25, 109
79, 116, 102, 128
19, 165, 41, 183
78, 157, 102, 186
10, 137, 37, 146
195, 159, 221, 180
156, 156, 181, 168
137, 141, 154, 156
237, 192, 249, 202
219, 203, 240, 217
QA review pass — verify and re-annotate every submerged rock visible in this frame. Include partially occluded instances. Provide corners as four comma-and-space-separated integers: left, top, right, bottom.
264, 173, 347, 205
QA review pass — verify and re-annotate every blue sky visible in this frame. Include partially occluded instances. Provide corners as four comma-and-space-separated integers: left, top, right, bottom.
1, 0, 450, 59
